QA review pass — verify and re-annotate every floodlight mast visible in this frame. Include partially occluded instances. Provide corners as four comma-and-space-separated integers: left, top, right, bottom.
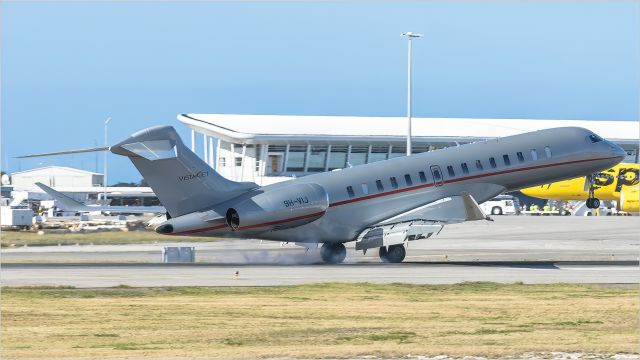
401, 32, 422, 156
104, 117, 111, 206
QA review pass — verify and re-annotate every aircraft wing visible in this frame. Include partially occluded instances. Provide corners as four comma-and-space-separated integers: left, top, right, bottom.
378, 191, 488, 225
35, 182, 165, 214
35, 182, 93, 212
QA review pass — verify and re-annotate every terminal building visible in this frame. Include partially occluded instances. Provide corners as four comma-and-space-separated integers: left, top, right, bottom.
178, 114, 639, 184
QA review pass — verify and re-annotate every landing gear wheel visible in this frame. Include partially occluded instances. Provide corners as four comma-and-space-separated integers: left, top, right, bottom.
379, 246, 389, 262
320, 243, 346, 264
379, 244, 406, 263
586, 198, 600, 209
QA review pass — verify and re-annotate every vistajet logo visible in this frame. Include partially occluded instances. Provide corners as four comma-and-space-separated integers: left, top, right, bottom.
178, 170, 209, 182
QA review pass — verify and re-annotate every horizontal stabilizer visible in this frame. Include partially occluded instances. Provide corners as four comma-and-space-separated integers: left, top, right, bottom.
16, 146, 110, 158
120, 140, 177, 161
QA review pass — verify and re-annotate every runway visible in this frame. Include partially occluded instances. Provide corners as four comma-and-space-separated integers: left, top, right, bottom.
2, 261, 637, 287
2, 216, 638, 287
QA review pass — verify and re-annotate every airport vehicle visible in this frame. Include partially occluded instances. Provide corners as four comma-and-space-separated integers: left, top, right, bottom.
34, 182, 166, 215
521, 163, 639, 213
478, 194, 520, 215
20, 126, 625, 263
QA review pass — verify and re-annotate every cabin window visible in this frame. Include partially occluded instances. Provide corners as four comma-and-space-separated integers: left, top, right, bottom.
433, 169, 442, 182
530, 149, 538, 161
346, 186, 355, 198
489, 157, 497, 168
517, 152, 525, 163
376, 180, 384, 192
545, 146, 552, 158
461, 163, 469, 175
219, 157, 227, 167
390, 177, 398, 189
475, 160, 483, 171
447, 165, 455, 177
419, 171, 427, 183
361, 183, 369, 195
235, 157, 243, 166
404, 174, 413, 186
503, 154, 511, 166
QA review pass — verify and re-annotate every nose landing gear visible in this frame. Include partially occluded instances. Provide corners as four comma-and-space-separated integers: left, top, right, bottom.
585, 174, 601, 209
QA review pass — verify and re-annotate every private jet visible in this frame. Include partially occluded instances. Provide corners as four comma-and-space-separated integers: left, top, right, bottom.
21, 125, 625, 263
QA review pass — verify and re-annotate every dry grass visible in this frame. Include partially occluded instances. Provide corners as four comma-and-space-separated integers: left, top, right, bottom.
2, 283, 638, 359
0, 230, 217, 247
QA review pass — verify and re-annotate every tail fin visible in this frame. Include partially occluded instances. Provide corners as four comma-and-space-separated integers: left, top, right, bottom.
35, 182, 92, 212
111, 125, 256, 217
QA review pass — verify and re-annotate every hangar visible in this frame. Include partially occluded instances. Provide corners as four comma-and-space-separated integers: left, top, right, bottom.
178, 114, 639, 184
10, 166, 104, 191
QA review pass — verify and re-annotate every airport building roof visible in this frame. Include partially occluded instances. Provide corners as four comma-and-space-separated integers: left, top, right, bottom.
178, 114, 639, 145
10, 166, 102, 176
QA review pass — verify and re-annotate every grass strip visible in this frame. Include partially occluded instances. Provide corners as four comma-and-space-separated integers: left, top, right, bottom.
2, 282, 638, 359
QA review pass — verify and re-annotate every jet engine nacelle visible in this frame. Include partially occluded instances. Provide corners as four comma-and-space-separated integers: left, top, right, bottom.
618, 186, 639, 213
225, 183, 329, 232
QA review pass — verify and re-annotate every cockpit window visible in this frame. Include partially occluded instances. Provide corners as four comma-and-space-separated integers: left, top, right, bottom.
587, 134, 604, 143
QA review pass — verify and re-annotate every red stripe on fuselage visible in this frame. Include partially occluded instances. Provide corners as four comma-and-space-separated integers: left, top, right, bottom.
173, 224, 227, 235
329, 156, 618, 207
238, 210, 326, 230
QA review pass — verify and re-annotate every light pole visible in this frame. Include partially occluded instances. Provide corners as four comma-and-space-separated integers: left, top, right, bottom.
103, 117, 111, 206
401, 32, 422, 156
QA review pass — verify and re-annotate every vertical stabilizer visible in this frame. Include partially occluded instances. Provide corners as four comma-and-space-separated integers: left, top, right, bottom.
110, 125, 256, 217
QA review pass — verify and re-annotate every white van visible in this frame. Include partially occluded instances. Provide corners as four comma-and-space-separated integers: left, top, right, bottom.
479, 195, 520, 215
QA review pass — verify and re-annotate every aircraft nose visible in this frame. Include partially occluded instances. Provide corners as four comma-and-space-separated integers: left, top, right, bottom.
609, 141, 626, 159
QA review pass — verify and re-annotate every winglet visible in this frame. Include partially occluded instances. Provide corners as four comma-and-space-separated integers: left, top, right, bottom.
35, 182, 92, 212
460, 191, 489, 221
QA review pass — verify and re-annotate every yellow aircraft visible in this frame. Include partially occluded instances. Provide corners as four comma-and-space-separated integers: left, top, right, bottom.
521, 163, 639, 213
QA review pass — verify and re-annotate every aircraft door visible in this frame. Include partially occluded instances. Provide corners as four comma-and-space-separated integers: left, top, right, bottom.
267, 154, 284, 175
430, 165, 443, 187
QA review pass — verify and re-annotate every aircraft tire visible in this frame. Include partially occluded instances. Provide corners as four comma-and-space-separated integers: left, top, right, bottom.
592, 198, 600, 209
379, 246, 389, 262
384, 244, 406, 263
320, 243, 346, 264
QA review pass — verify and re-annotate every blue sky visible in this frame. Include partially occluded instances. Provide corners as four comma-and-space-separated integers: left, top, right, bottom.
2, 1, 639, 182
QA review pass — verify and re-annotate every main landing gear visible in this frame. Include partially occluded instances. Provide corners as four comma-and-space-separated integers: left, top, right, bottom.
585, 174, 601, 209
379, 244, 406, 263
320, 243, 346, 264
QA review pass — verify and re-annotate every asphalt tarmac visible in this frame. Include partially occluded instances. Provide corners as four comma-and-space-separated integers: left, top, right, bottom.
2, 216, 638, 287
2, 261, 637, 287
